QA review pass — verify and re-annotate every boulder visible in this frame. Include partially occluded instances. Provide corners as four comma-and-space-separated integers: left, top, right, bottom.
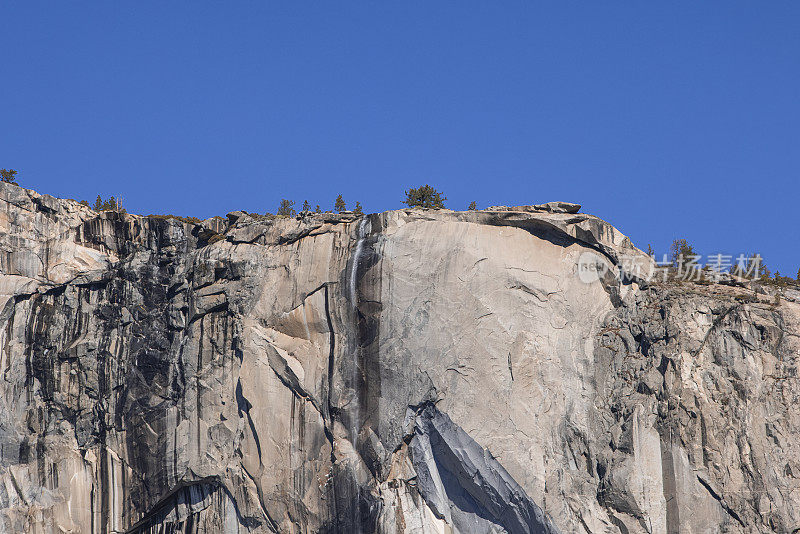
533, 201, 581, 213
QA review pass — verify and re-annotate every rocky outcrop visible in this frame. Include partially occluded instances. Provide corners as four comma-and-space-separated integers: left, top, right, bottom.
408, 405, 559, 534
0, 181, 798, 533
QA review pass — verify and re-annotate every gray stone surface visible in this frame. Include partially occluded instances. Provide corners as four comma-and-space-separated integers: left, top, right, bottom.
0, 180, 798, 533
533, 201, 582, 213
409, 405, 560, 534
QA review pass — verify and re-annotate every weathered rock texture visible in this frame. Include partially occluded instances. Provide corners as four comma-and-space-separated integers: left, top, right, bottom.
0, 181, 798, 533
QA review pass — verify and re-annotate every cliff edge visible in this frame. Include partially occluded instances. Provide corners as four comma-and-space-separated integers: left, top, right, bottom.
1, 181, 798, 533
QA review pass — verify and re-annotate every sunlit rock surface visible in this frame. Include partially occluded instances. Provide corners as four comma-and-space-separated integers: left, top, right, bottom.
1, 181, 798, 533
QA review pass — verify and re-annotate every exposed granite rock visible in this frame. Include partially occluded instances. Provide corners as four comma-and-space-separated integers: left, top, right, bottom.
486, 202, 581, 214
0, 180, 798, 533
408, 405, 559, 534
532, 201, 581, 214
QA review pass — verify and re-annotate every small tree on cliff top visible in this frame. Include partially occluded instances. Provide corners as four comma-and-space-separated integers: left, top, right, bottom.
670, 239, 696, 272
403, 184, 446, 209
335, 194, 346, 213
759, 259, 772, 280
277, 199, 296, 217
1, 169, 19, 185
93, 195, 122, 212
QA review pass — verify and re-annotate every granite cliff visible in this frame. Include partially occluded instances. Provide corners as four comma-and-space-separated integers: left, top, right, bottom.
0, 182, 798, 533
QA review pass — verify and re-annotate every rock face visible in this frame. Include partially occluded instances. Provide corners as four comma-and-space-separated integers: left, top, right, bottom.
0, 181, 798, 533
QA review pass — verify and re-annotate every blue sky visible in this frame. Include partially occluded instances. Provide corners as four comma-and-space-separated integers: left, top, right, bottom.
2, 3, 798, 275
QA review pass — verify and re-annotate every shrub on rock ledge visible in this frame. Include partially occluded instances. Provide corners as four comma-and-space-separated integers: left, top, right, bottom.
404, 184, 446, 209
0, 169, 18, 185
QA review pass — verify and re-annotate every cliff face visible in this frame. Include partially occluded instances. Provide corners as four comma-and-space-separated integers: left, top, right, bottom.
0, 181, 798, 534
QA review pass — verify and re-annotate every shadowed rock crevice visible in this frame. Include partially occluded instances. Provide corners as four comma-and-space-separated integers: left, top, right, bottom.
125, 480, 262, 534
409, 405, 560, 534
696, 475, 745, 528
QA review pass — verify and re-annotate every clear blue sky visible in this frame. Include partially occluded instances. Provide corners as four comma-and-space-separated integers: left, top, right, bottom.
2, 3, 798, 274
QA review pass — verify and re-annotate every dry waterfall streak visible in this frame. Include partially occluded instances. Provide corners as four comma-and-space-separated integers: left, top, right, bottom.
348, 215, 370, 533
350, 216, 370, 312
348, 215, 371, 446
